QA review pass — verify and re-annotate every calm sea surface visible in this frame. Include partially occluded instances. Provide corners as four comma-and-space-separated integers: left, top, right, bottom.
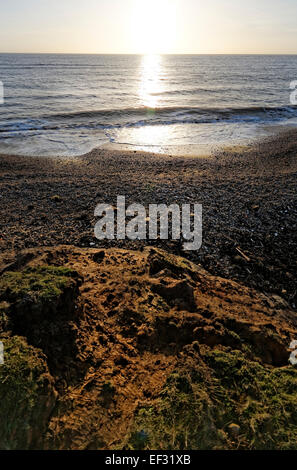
0, 54, 297, 156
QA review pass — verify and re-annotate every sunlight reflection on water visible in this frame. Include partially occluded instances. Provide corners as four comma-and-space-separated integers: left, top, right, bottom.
139, 55, 163, 109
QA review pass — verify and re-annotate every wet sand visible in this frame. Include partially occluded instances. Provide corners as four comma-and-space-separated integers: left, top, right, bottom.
0, 129, 296, 308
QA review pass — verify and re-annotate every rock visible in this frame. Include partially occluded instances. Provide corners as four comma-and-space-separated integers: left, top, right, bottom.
0, 265, 82, 373
50, 195, 62, 202
151, 279, 196, 312
92, 251, 105, 264
227, 423, 241, 438
192, 341, 200, 353
0, 336, 57, 450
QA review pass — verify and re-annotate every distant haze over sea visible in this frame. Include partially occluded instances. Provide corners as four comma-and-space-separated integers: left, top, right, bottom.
0, 54, 297, 156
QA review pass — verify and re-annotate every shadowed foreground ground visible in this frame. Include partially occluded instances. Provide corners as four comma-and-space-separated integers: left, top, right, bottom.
0, 130, 297, 449
1, 245, 297, 450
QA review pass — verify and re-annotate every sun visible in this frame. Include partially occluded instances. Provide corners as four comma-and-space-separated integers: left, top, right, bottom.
131, 0, 178, 54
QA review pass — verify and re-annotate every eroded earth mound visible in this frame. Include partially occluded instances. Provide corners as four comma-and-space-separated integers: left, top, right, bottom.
0, 245, 297, 450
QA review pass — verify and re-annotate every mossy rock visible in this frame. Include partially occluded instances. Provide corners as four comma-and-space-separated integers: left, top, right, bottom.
0, 336, 56, 449
204, 349, 297, 449
129, 348, 297, 450
0, 265, 80, 316
128, 369, 217, 450
0, 302, 10, 333
147, 248, 198, 280
0, 266, 82, 372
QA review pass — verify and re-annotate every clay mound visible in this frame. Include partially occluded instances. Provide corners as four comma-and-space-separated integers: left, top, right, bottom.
0, 245, 297, 450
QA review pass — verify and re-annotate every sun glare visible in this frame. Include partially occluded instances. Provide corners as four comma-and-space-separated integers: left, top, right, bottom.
131, 0, 178, 54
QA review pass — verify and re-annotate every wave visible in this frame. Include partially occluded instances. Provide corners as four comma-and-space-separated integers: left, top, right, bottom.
1, 105, 297, 134
44, 104, 297, 121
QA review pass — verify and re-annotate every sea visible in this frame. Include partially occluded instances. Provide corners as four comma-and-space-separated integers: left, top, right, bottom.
0, 53, 297, 156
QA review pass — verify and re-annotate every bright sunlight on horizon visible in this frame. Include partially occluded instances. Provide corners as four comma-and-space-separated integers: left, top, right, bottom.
1, 0, 297, 54
130, 0, 178, 54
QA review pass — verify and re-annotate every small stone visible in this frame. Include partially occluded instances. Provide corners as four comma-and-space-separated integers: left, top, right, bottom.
92, 251, 105, 264
192, 341, 200, 353
51, 195, 62, 202
227, 423, 240, 437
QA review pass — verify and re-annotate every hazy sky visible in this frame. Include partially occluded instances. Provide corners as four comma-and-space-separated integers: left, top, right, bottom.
1, 0, 297, 54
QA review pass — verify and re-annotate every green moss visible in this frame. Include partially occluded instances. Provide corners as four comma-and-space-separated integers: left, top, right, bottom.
226, 329, 242, 343
205, 349, 297, 449
129, 348, 297, 450
148, 248, 197, 279
0, 266, 77, 305
0, 336, 56, 449
128, 369, 218, 450
0, 265, 81, 370
157, 249, 194, 272
0, 301, 10, 332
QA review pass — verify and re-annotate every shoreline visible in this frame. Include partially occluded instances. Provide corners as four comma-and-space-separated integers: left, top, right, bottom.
1, 113, 296, 161
0, 130, 297, 309
0, 122, 295, 160
0, 140, 235, 160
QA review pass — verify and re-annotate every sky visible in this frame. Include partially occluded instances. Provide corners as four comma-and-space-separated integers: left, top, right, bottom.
0, 0, 297, 54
